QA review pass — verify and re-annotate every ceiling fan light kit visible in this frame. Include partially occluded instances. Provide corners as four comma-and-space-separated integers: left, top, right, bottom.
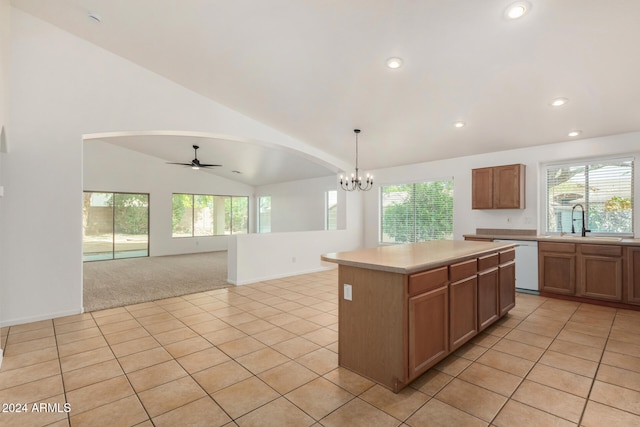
340, 129, 373, 191
167, 145, 221, 170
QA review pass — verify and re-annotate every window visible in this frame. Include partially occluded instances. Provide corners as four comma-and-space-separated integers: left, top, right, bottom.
83, 192, 149, 261
258, 196, 271, 233
545, 158, 634, 235
325, 190, 337, 230
172, 194, 248, 237
380, 179, 454, 243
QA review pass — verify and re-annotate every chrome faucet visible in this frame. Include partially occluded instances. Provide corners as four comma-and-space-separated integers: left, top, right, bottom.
571, 204, 591, 237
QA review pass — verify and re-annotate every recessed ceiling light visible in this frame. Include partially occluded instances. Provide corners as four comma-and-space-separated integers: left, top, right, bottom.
505, 1, 531, 19
386, 57, 403, 69
550, 97, 569, 107
568, 130, 582, 137
88, 12, 102, 23
454, 121, 466, 128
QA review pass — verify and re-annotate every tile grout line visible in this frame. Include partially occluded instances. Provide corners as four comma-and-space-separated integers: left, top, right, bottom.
508, 300, 590, 425
89, 308, 155, 425
576, 306, 617, 426
116, 287, 327, 424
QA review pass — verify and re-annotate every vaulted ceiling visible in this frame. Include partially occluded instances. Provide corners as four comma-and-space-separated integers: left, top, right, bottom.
12, 0, 640, 184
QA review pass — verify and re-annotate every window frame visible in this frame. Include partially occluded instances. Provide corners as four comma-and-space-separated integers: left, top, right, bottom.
541, 156, 635, 237
257, 195, 271, 233
325, 190, 338, 231
83, 191, 150, 262
172, 193, 249, 238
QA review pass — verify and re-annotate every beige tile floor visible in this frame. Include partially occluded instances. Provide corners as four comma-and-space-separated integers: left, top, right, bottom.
1, 268, 640, 426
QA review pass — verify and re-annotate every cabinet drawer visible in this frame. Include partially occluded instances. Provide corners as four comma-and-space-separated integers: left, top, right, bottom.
478, 253, 499, 271
499, 249, 515, 264
409, 266, 448, 296
539, 242, 576, 253
580, 244, 622, 257
450, 259, 477, 282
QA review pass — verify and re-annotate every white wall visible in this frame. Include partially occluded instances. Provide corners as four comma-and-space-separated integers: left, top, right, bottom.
0, 0, 9, 365
229, 190, 363, 285
0, 0, 7, 144
84, 140, 256, 255
1, 9, 358, 327
256, 175, 338, 232
363, 132, 640, 248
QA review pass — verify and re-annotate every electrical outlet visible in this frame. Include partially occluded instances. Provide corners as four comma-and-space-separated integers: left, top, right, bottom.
343, 284, 352, 301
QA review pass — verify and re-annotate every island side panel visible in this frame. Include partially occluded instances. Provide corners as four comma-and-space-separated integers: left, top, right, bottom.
338, 265, 407, 391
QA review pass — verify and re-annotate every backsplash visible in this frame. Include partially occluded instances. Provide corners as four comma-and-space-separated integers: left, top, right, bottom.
476, 228, 537, 236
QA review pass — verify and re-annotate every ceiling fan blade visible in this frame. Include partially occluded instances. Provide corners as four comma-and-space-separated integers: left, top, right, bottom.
168, 146, 220, 169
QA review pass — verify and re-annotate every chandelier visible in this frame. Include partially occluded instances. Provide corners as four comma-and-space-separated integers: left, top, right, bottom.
340, 129, 373, 191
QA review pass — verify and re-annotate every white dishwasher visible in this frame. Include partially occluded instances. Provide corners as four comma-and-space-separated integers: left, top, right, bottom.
494, 240, 539, 292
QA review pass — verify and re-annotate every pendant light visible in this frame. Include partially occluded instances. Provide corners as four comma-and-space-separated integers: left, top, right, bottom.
340, 129, 373, 191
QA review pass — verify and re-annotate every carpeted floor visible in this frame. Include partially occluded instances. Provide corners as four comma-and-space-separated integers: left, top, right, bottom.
83, 251, 231, 312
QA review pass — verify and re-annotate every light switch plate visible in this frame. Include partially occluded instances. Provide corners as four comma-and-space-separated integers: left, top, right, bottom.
343, 284, 352, 301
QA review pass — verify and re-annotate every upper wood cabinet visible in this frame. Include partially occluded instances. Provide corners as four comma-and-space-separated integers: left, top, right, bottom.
472, 164, 525, 209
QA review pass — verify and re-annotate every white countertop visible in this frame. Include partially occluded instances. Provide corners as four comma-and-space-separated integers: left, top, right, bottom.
321, 240, 515, 274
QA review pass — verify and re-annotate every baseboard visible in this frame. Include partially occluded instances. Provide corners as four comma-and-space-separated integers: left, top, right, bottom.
0, 308, 83, 328
229, 265, 335, 286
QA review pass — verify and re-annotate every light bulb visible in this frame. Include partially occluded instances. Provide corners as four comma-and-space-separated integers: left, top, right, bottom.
550, 97, 568, 107
386, 57, 403, 69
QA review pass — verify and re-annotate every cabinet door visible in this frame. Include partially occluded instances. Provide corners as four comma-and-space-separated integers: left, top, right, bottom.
449, 276, 478, 351
408, 285, 449, 380
579, 255, 622, 301
494, 164, 525, 209
478, 267, 499, 331
539, 252, 575, 295
472, 167, 493, 209
627, 247, 640, 305
499, 261, 516, 316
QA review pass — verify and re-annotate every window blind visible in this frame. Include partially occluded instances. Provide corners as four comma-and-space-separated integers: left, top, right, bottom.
545, 158, 634, 234
380, 179, 454, 243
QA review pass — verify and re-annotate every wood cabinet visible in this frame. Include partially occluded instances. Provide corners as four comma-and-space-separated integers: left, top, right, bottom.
449, 276, 478, 351
472, 167, 493, 209
478, 268, 499, 331
577, 244, 622, 301
472, 164, 525, 209
477, 253, 499, 331
538, 242, 576, 295
408, 267, 449, 380
449, 259, 478, 351
539, 241, 623, 303
499, 261, 516, 315
408, 285, 448, 379
333, 245, 516, 392
626, 247, 640, 305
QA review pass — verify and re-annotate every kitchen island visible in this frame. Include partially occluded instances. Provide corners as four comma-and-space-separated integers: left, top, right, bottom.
321, 240, 516, 392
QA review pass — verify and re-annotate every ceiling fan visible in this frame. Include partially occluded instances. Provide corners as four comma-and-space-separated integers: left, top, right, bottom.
167, 145, 221, 170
